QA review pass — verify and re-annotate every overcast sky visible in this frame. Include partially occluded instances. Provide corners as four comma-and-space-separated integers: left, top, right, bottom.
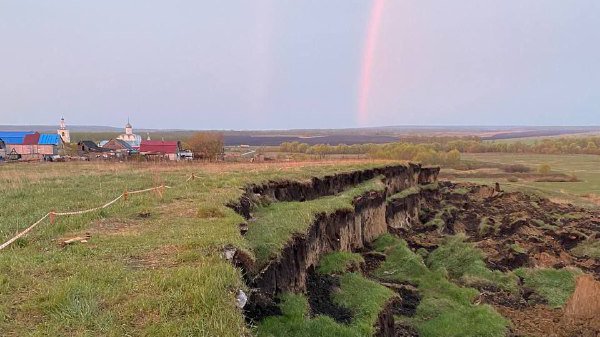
0, 1, 598, 129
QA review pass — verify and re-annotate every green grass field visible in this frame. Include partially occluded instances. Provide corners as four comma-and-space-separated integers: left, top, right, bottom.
0, 160, 393, 336
460, 153, 600, 207
1, 155, 594, 336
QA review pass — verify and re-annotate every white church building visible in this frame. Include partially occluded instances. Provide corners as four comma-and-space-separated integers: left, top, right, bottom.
117, 120, 142, 148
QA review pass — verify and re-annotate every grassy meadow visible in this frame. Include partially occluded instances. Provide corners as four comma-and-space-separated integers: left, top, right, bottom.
458, 153, 600, 207
1, 153, 597, 336
0, 160, 392, 336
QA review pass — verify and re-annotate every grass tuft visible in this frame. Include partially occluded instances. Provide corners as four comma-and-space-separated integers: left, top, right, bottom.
514, 267, 581, 308
373, 236, 509, 337
426, 236, 518, 292
257, 272, 394, 337
371, 233, 402, 253
571, 239, 600, 259
317, 252, 364, 275
257, 293, 361, 337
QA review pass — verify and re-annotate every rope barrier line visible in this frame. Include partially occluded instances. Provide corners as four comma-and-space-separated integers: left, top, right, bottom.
0, 213, 50, 251
128, 185, 172, 195
0, 173, 193, 251
53, 194, 124, 216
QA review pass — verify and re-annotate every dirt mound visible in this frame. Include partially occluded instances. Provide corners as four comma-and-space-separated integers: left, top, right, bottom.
411, 182, 600, 276
497, 305, 564, 337
563, 275, 600, 333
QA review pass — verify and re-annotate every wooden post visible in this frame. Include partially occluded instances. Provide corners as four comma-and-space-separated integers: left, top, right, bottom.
124, 188, 128, 201
156, 184, 164, 199
49, 211, 56, 225
191, 173, 195, 180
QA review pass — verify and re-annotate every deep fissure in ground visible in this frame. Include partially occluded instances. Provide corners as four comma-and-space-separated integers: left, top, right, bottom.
229, 165, 600, 337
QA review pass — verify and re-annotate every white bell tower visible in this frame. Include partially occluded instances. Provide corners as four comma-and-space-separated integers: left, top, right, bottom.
57, 117, 70, 143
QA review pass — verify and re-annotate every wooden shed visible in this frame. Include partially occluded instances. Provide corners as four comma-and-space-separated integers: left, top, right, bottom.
77, 141, 110, 157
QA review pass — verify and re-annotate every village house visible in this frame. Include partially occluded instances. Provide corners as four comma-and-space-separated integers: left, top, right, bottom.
77, 141, 110, 157
0, 132, 62, 161
0, 139, 6, 160
139, 140, 181, 161
0, 131, 31, 146
101, 139, 135, 157
0, 132, 29, 161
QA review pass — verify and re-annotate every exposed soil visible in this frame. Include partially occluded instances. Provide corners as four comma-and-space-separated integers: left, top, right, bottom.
377, 281, 421, 317
402, 182, 600, 277
243, 291, 282, 324
396, 181, 600, 336
361, 251, 387, 274
393, 324, 420, 337
563, 275, 600, 333
306, 268, 353, 323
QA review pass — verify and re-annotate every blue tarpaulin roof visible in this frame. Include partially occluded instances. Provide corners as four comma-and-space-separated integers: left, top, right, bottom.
0, 131, 34, 144
0, 132, 61, 145
39, 134, 61, 145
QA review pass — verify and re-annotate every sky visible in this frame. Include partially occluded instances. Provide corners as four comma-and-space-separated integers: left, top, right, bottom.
0, 0, 599, 130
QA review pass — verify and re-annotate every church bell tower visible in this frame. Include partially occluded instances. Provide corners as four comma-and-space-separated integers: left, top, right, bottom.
57, 117, 71, 143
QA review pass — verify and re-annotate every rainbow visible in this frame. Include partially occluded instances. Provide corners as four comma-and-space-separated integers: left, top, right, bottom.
358, 0, 386, 126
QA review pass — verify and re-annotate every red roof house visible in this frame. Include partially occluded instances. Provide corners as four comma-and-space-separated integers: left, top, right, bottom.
7, 132, 61, 160
139, 140, 181, 160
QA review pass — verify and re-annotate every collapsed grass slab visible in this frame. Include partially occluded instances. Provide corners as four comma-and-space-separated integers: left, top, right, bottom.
372, 237, 509, 337
514, 267, 581, 308
256, 273, 395, 337
246, 177, 385, 269
239, 166, 440, 295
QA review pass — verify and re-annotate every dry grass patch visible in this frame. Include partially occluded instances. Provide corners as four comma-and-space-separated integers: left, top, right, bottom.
126, 245, 182, 270
88, 218, 144, 236
156, 200, 199, 218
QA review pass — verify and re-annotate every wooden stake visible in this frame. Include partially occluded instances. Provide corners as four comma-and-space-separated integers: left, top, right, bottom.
124, 188, 128, 201
49, 211, 56, 225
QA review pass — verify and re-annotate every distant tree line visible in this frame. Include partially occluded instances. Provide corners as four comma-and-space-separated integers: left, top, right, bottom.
280, 136, 600, 162
438, 137, 600, 155
279, 141, 461, 165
